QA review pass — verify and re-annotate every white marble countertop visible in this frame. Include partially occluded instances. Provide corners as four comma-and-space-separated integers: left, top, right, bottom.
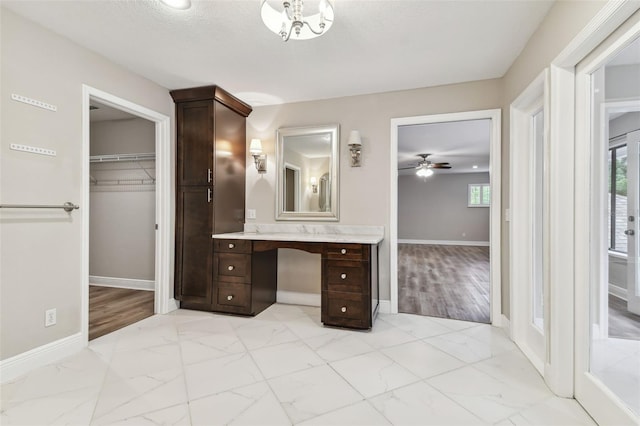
212, 224, 384, 244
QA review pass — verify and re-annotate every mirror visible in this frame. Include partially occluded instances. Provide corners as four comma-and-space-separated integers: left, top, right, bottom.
276, 124, 339, 221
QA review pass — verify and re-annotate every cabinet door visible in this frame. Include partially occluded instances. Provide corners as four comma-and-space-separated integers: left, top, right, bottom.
177, 100, 213, 186
175, 186, 214, 304
213, 101, 246, 233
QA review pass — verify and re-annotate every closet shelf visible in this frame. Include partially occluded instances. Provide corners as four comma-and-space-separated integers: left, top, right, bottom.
89, 153, 155, 163
89, 153, 155, 187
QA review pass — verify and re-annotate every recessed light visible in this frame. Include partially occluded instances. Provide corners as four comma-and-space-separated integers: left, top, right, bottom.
472, 165, 478, 169
160, 0, 191, 10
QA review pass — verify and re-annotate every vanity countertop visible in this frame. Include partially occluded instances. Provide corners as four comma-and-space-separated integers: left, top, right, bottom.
212, 224, 384, 245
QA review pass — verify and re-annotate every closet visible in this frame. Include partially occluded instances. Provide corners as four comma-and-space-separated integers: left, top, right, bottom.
170, 86, 252, 310
89, 111, 156, 339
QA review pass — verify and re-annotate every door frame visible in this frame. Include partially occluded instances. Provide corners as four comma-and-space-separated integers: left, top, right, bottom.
389, 109, 502, 326
81, 85, 175, 344
510, 69, 550, 375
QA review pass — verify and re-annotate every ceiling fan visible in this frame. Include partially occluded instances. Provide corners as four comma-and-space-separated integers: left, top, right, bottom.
399, 154, 451, 177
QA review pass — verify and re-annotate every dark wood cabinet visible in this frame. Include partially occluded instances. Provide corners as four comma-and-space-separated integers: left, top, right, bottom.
171, 86, 252, 307
322, 244, 373, 329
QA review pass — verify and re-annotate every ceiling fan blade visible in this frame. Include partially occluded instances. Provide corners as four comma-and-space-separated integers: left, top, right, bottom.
430, 164, 452, 169
398, 166, 418, 170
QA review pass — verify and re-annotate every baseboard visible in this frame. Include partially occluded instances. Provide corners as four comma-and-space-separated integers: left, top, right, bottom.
276, 290, 321, 307
0, 332, 84, 384
608, 283, 628, 301
90, 275, 155, 291
378, 299, 391, 314
398, 239, 490, 247
500, 314, 511, 337
167, 298, 180, 313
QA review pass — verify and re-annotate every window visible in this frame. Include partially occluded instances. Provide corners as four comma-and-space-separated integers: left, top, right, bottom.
609, 144, 628, 253
468, 183, 490, 207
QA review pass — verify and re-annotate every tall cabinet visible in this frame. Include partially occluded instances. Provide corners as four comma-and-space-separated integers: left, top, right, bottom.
171, 86, 252, 309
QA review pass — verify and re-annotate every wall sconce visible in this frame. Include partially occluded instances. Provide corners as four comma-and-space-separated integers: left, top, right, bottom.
347, 130, 362, 167
249, 138, 267, 173
310, 177, 318, 193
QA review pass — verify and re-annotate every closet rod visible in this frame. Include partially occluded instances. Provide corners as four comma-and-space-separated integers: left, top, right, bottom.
0, 202, 79, 213
90, 153, 155, 163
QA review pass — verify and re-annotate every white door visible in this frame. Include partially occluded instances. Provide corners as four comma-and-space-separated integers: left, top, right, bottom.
574, 25, 640, 423
626, 131, 640, 316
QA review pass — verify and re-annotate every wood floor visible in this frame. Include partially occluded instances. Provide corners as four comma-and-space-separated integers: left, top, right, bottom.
89, 285, 155, 340
609, 294, 640, 340
398, 244, 490, 323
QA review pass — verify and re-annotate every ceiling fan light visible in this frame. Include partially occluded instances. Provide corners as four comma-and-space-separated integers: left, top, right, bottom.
416, 167, 433, 178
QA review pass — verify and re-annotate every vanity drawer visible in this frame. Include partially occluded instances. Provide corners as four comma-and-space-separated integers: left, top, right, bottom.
326, 263, 367, 293
215, 281, 251, 311
323, 291, 369, 328
326, 243, 368, 261
214, 253, 251, 281
215, 239, 251, 254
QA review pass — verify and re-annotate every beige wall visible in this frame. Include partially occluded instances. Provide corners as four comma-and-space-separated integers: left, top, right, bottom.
500, 0, 607, 318
246, 79, 503, 301
398, 173, 491, 242
0, 8, 174, 359
89, 118, 156, 281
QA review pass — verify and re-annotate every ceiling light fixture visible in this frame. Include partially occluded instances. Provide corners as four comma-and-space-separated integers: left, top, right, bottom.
261, 0, 334, 41
159, 0, 191, 10
416, 166, 434, 178
472, 165, 478, 169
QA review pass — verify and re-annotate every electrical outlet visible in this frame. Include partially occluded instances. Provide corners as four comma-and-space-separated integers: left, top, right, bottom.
247, 209, 256, 220
45, 308, 56, 327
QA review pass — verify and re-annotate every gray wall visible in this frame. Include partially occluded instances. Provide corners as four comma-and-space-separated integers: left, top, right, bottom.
398, 172, 490, 242
0, 8, 174, 360
89, 118, 156, 281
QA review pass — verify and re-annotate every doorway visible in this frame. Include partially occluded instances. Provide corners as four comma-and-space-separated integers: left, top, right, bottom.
389, 109, 502, 326
574, 14, 640, 424
88, 101, 156, 340
396, 120, 492, 323
81, 85, 173, 344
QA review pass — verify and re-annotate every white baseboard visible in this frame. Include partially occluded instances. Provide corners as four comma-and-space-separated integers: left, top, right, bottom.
378, 299, 391, 314
90, 275, 155, 291
277, 290, 321, 307
166, 298, 180, 313
0, 333, 84, 384
500, 314, 511, 337
608, 283, 628, 301
398, 239, 490, 247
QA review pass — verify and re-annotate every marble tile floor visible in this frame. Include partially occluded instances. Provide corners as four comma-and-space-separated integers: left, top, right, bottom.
1, 304, 598, 425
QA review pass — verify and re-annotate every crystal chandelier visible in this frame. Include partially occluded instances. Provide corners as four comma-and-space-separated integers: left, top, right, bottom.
260, 0, 334, 41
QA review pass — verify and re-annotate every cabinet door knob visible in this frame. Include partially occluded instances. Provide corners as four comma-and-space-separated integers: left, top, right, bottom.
228, 243, 235, 249
341, 306, 347, 313
341, 248, 347, 254
341, 273, 347, 279
227, 295, 233, 301
227, 265, 235, 271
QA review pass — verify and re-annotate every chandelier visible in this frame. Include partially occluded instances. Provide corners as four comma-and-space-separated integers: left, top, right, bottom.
260, 0, 334, 41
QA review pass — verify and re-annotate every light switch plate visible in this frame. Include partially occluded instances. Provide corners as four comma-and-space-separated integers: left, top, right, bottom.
247, 209, 256, 220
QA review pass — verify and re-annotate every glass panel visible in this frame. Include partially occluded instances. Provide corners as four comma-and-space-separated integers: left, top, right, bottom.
532, 109, 545, 331
482, 185, 491, 205
591, 37, 640, 417
470, 185, 481, 205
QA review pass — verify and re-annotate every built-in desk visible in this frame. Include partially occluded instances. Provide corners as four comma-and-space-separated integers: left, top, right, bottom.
207, 226, 384, 329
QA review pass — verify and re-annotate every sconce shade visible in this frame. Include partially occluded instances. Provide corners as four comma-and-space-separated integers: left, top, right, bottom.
347, 130, 362, 146
310, 177, 317, 185
249, 139, 263, 154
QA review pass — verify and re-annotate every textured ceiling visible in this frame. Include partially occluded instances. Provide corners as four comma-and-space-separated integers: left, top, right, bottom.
3, 0, 554, 106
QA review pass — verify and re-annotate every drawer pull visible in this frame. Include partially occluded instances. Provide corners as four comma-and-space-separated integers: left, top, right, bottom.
227, 265, 235, 271
228, 243, 235, 249
341, 306, 347, 313
227, 295, 234, 301
341, 273, 347, 280
341, 248, 347, 254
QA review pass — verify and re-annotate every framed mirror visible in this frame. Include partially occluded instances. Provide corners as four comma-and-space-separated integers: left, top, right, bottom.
276, 124, 339, 221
